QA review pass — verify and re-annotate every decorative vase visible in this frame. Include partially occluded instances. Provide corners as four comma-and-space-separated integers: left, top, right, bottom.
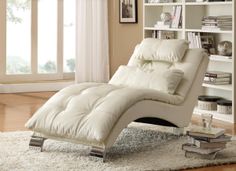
160, 12, 172, 22
218, 41, 232, 56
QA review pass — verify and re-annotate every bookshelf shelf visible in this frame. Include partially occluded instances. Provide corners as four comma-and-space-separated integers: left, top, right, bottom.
144, 3, 183, 6
185, 2, 232, 6
143, 0, 235, 123
202, 83, 232, 91
185, 29, 232, 34
194, 108, 233, 123
209, 56, 232, 63
144, 27, 182, 31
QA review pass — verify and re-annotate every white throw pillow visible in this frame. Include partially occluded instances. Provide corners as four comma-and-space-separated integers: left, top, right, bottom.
135, 38, 189, 62
109, 65, 184, 94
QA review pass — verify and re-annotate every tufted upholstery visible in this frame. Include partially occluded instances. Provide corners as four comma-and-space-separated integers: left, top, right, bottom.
26, 82, 183, 143
25, 39, 207, 147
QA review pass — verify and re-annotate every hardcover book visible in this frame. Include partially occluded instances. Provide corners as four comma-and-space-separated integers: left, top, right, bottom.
188, 137, 227, 149
189, 134, 232, 143
205, 71, 231, 78
204, 77, 230, 83
182, 143, 224, 155
186, 126, 225, 138
185, 151, 218, 160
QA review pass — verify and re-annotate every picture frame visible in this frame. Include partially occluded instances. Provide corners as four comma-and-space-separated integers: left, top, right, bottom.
119, 0, 138, 23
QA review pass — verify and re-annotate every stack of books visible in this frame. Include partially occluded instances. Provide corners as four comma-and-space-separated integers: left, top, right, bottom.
187, 32, 202, 48
183, 126, 231, 159
204, 71, 231, 85
202, 15, 232, 31
152, 30, 174, 39
210, 54, 232, 61
154, 21, 171, 29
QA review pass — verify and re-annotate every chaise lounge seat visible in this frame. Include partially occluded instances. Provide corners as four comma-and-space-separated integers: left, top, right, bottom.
25, 38, 209, 159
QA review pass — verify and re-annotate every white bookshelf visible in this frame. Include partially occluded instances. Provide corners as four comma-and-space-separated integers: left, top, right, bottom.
143, 0, 235, 123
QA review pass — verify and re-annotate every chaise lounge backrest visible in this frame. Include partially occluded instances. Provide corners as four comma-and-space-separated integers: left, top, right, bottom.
125, 38, 208, 99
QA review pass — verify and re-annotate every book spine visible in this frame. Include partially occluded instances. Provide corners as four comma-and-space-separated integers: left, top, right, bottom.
197, 32, 202, 48
172, 6, 181, 28
187, 32, 193, 48
204, 77, 230, 82
171, 6, 177, 28
204, 81, 230, 85
205, 73, 231, 78
185, 151, 218, 160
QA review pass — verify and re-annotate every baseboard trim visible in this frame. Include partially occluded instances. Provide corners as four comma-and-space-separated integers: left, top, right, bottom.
0, 81, 75, 93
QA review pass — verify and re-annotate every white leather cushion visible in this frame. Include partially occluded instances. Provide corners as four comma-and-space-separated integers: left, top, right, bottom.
109, 65, 184, 94
135, 38, 189, 62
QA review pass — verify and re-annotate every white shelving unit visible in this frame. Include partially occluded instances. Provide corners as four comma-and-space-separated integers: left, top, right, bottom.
143, 0, 235, 123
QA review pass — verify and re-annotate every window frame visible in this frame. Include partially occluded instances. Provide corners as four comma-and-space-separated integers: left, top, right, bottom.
0, 0, 75, 83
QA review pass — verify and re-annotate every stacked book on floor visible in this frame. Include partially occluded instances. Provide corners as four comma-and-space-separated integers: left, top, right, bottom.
202, 15, 232, 31
183, 126, 231, 159
204, 71, 231, 85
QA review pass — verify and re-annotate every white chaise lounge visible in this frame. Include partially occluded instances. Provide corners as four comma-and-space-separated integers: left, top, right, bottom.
25, 38, 209, 160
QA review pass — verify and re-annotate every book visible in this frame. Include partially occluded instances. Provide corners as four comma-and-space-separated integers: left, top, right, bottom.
204, 77, 231, 83
185, 151, 218, 160
205, 71, 231, 78
187, 32, 193, 48
210, 55, 232, 60
186, 126, 225, 138
182, 143, 224, 155
171, 6, 177, 28
188, 137, 226, 149
156, 21, 171, 26
154, 24, 170, 29
197, 32, 202, 48
203, 81, 230, 85
190, 134, 232, 143
171, 6, 182, 28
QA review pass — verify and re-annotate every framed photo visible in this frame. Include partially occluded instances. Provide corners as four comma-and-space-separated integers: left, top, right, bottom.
119, 0, 138, 23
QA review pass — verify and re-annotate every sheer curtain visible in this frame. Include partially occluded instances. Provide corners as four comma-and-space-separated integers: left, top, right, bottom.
75, 0, 109, 83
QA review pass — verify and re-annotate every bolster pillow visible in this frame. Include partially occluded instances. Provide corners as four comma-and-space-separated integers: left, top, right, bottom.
109, 65, 184, 95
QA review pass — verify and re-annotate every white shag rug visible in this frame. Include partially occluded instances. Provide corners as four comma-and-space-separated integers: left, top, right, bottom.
1, 123, 236, 171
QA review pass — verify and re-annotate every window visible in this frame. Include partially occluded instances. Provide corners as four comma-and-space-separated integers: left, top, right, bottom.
38, 0, 57, 74
63, 0, 76, 73
6, 0, 31, 75
0, 0, 76, 83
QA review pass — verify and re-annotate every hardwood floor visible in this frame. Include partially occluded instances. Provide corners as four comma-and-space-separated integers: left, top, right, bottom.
0, 92, 235, 171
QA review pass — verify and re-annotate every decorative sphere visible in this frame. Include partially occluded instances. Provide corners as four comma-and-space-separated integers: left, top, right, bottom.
160, 12, 172, 22
218, 41, 232, 56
